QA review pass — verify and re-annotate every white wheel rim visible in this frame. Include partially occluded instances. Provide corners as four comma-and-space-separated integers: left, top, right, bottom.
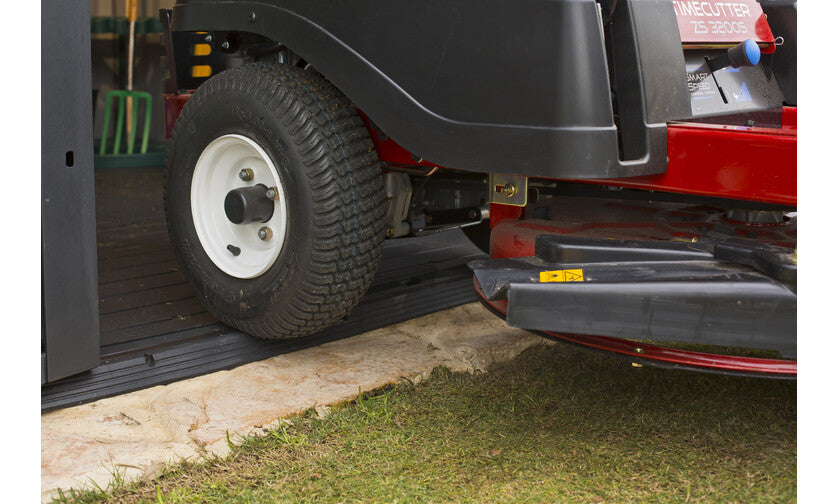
191, 134, 288, 279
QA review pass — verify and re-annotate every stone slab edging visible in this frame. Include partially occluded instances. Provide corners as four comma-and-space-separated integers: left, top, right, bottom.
41, 303, 548, 502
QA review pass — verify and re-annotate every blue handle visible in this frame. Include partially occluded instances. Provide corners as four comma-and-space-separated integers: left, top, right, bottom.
728, 39, 761, 68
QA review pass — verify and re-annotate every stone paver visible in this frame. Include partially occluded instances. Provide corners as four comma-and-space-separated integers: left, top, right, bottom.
41, 303, 548, 502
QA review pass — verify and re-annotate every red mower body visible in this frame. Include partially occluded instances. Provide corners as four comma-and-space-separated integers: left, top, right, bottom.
162, 0, 796, 375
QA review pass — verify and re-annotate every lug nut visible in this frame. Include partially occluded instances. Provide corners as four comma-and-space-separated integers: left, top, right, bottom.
221, 41, 231, 49
265, 187, 279, 200
258, 226, 272, 241
238, 168, 254, 181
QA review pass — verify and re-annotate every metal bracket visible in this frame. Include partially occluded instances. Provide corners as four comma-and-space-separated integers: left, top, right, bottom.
488, 173, 528, 207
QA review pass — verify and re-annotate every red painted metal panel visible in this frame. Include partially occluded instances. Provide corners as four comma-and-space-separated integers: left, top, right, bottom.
489, 203, 523, 229
357, 110, 440, 169
489, 200, 796, 259
576, 117, 797, 206
673, 0, 776, 52
163, 92, 192, 138
781, 105, 796, 130
363, 102, 796, 207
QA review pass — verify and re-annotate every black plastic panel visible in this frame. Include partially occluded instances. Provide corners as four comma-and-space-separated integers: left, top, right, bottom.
607, 0, 692, 159
684, 52, 784, 117
170, 0, 693, 179
506, 280, 796, 356
41, 0, 100, 382
759, 1, 796, 105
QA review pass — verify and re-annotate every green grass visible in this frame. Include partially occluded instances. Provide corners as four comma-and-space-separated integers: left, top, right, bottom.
54, 343, 796, 504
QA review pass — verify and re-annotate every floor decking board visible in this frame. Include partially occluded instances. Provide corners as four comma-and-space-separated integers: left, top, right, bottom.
42, 166, 484, 411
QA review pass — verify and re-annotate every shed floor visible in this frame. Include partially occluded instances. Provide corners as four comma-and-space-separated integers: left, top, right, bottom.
41, 166, 484, 411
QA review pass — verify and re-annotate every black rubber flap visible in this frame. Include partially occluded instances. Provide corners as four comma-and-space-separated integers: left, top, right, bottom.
506, 280, 796, 358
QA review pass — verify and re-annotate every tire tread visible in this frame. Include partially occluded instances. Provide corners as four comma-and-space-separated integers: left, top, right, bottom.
165, 63, 385, 339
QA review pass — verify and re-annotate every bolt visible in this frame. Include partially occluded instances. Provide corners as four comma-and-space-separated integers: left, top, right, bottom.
221, 41, 230, 50
386, 227, 394, 238
266, 187, 279, 200
634, 347, 644, 354
248, 11, 256, 22
258, 226, 272, 241
496, 183, 517, 198
204, 34, 213, 42
468, 209, 478, 219
238, 168, 254, 181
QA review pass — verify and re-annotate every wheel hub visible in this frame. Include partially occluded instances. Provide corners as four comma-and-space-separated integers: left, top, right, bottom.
224, 184, 275, 224
191, 134, 288, 279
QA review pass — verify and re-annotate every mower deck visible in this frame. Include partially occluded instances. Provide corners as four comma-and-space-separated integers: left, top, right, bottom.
471, 195, 796, 377
474, 281, 796, 378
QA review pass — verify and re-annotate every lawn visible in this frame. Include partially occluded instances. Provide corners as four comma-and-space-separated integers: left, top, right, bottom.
55, 342, 796, 503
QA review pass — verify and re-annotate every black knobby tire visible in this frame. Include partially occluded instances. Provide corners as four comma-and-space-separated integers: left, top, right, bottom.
165, 63, 385, 339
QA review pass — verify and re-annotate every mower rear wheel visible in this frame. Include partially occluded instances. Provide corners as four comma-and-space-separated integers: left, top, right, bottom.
165, 63, 385, 339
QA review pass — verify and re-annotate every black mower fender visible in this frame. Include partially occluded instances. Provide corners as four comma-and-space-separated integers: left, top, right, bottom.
171, 0, 692, 179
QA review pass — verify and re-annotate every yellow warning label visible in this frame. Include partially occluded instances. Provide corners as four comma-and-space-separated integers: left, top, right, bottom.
539, 269, 584, 283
